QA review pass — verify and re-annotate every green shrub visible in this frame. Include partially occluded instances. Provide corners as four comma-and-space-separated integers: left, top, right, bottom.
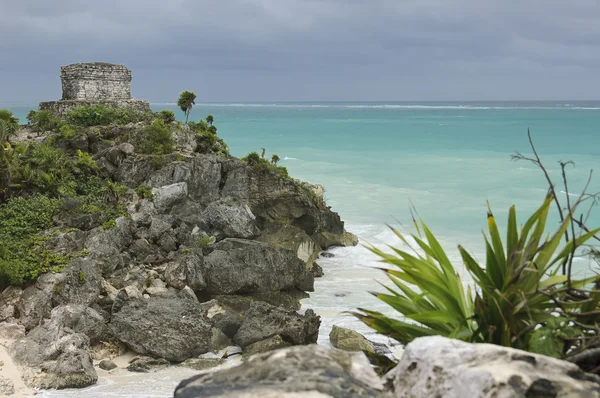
241, 151, 290, 179
102, 219, 117, 229
208, 125, 217, 135
26, 110, 58, 133
197, 236, 215, 249
354, 194, 600, 357
135, 184, 155, 201
0, 195, 68, 288
66, 105, 151, 127
66, 105, 119, 127
156, 110, 176, 124
140, 120, 174, 155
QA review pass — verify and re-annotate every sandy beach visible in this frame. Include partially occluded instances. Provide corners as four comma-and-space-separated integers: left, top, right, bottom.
0, 337, 34, 397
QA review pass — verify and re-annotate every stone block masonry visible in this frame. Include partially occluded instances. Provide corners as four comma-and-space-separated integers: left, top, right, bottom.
38, 62, 150, 116
61, 63, 132, 101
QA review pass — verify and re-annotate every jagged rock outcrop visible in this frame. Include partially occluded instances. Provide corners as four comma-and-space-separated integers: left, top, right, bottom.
174, 345, 384, 398
109, 294, 229, 362
9, 306, 97, 389
233, 301, 320, 350
387, 336, 600, 398
202, 239, 314, 295
3, 119, 358, 390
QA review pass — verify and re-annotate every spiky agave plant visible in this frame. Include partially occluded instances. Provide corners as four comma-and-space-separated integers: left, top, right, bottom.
354, 193, 600, 357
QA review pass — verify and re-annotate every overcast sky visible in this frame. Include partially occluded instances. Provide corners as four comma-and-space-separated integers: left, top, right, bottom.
1, 0, 599, 103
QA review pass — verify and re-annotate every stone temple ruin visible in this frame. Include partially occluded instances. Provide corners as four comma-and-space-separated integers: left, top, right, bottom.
39, 62, 150, 116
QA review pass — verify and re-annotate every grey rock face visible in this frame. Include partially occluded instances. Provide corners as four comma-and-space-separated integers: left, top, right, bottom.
49, 305, 107, 344
201, 200, 260, 239
242, 334, 291, 359
164, 252, 206, 290
202, 239, 314, 295
0, 286, 23, 322
50, 258, 103, 309
153, 182, 188, 213
16, 272, 60, 331
109, 296, 222, 362
126, 356, 170, 373
233, 301, 320, 349
9, 310, 97, 390
388, 336, 600, 398
174, 345, 384, 398
0, 322, 26, 340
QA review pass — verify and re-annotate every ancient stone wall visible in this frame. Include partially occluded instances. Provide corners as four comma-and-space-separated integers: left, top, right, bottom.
38, 99, 150, 117
61, 63, 132, 101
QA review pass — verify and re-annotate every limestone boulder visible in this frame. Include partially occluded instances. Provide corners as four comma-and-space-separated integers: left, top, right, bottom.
174, 345, 384, 398
0, 286, 23, 322
201, 200, 260, 240
9, 311, 97, 389
388, 336, 600, 398
202, 239, 314, 295
329, 325, 388, 356
164, 252, 206, 291
153, 182, 188, 213
233, 301, 320, 349
109, 295, 226, 362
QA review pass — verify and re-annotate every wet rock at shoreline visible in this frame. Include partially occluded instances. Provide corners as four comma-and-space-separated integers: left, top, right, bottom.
174, 345, 384, 398
233, 301, 320, 349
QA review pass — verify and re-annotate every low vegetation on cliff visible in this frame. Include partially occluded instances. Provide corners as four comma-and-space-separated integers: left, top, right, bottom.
0, 103, 233, 289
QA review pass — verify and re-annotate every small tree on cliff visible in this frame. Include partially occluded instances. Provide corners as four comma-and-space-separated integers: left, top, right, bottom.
206, 114, 214, 126
177, 91, 196, 124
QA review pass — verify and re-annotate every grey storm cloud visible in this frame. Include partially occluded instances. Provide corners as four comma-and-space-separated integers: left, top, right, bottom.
0, 0, 599, 102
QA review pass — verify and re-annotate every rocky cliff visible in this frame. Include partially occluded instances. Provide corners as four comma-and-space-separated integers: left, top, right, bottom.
0, 119, 357, 390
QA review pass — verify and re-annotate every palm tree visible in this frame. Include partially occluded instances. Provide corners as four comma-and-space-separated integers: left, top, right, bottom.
271, 154, 280, 165
177, 91, 197, 124
206, 114, 214, 126
261, 148, 266, 158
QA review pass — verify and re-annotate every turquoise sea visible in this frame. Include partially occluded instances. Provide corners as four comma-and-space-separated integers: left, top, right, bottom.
7, 101, 600, 397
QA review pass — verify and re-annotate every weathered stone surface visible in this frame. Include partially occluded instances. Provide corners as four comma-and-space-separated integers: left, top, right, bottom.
153, 182, 188, 213
312, 262, 324, 277
329, 325, 377, 354
202, 239, 314, 295
126, 356, 170, 373
16, 272, 60, 331
50, 258, 103, 309
9, 311, 97, 390
243, 335, 291, 359
233, 301, 320, 349
174, 345, 384, 398
109, 296, 223, 362
0, 286, 23, 322
179, 358, 226, 372
38, 62, 151, 116
99, 359, 118, 371
112, 285, 143, 313
201, 200, 260, 239
164, 252, 206, 291
199, 300, 243, 338
0, 322, 26, 340
49, 305, 107, 344
0, 375, 15, 396
388, 336, 600, 398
